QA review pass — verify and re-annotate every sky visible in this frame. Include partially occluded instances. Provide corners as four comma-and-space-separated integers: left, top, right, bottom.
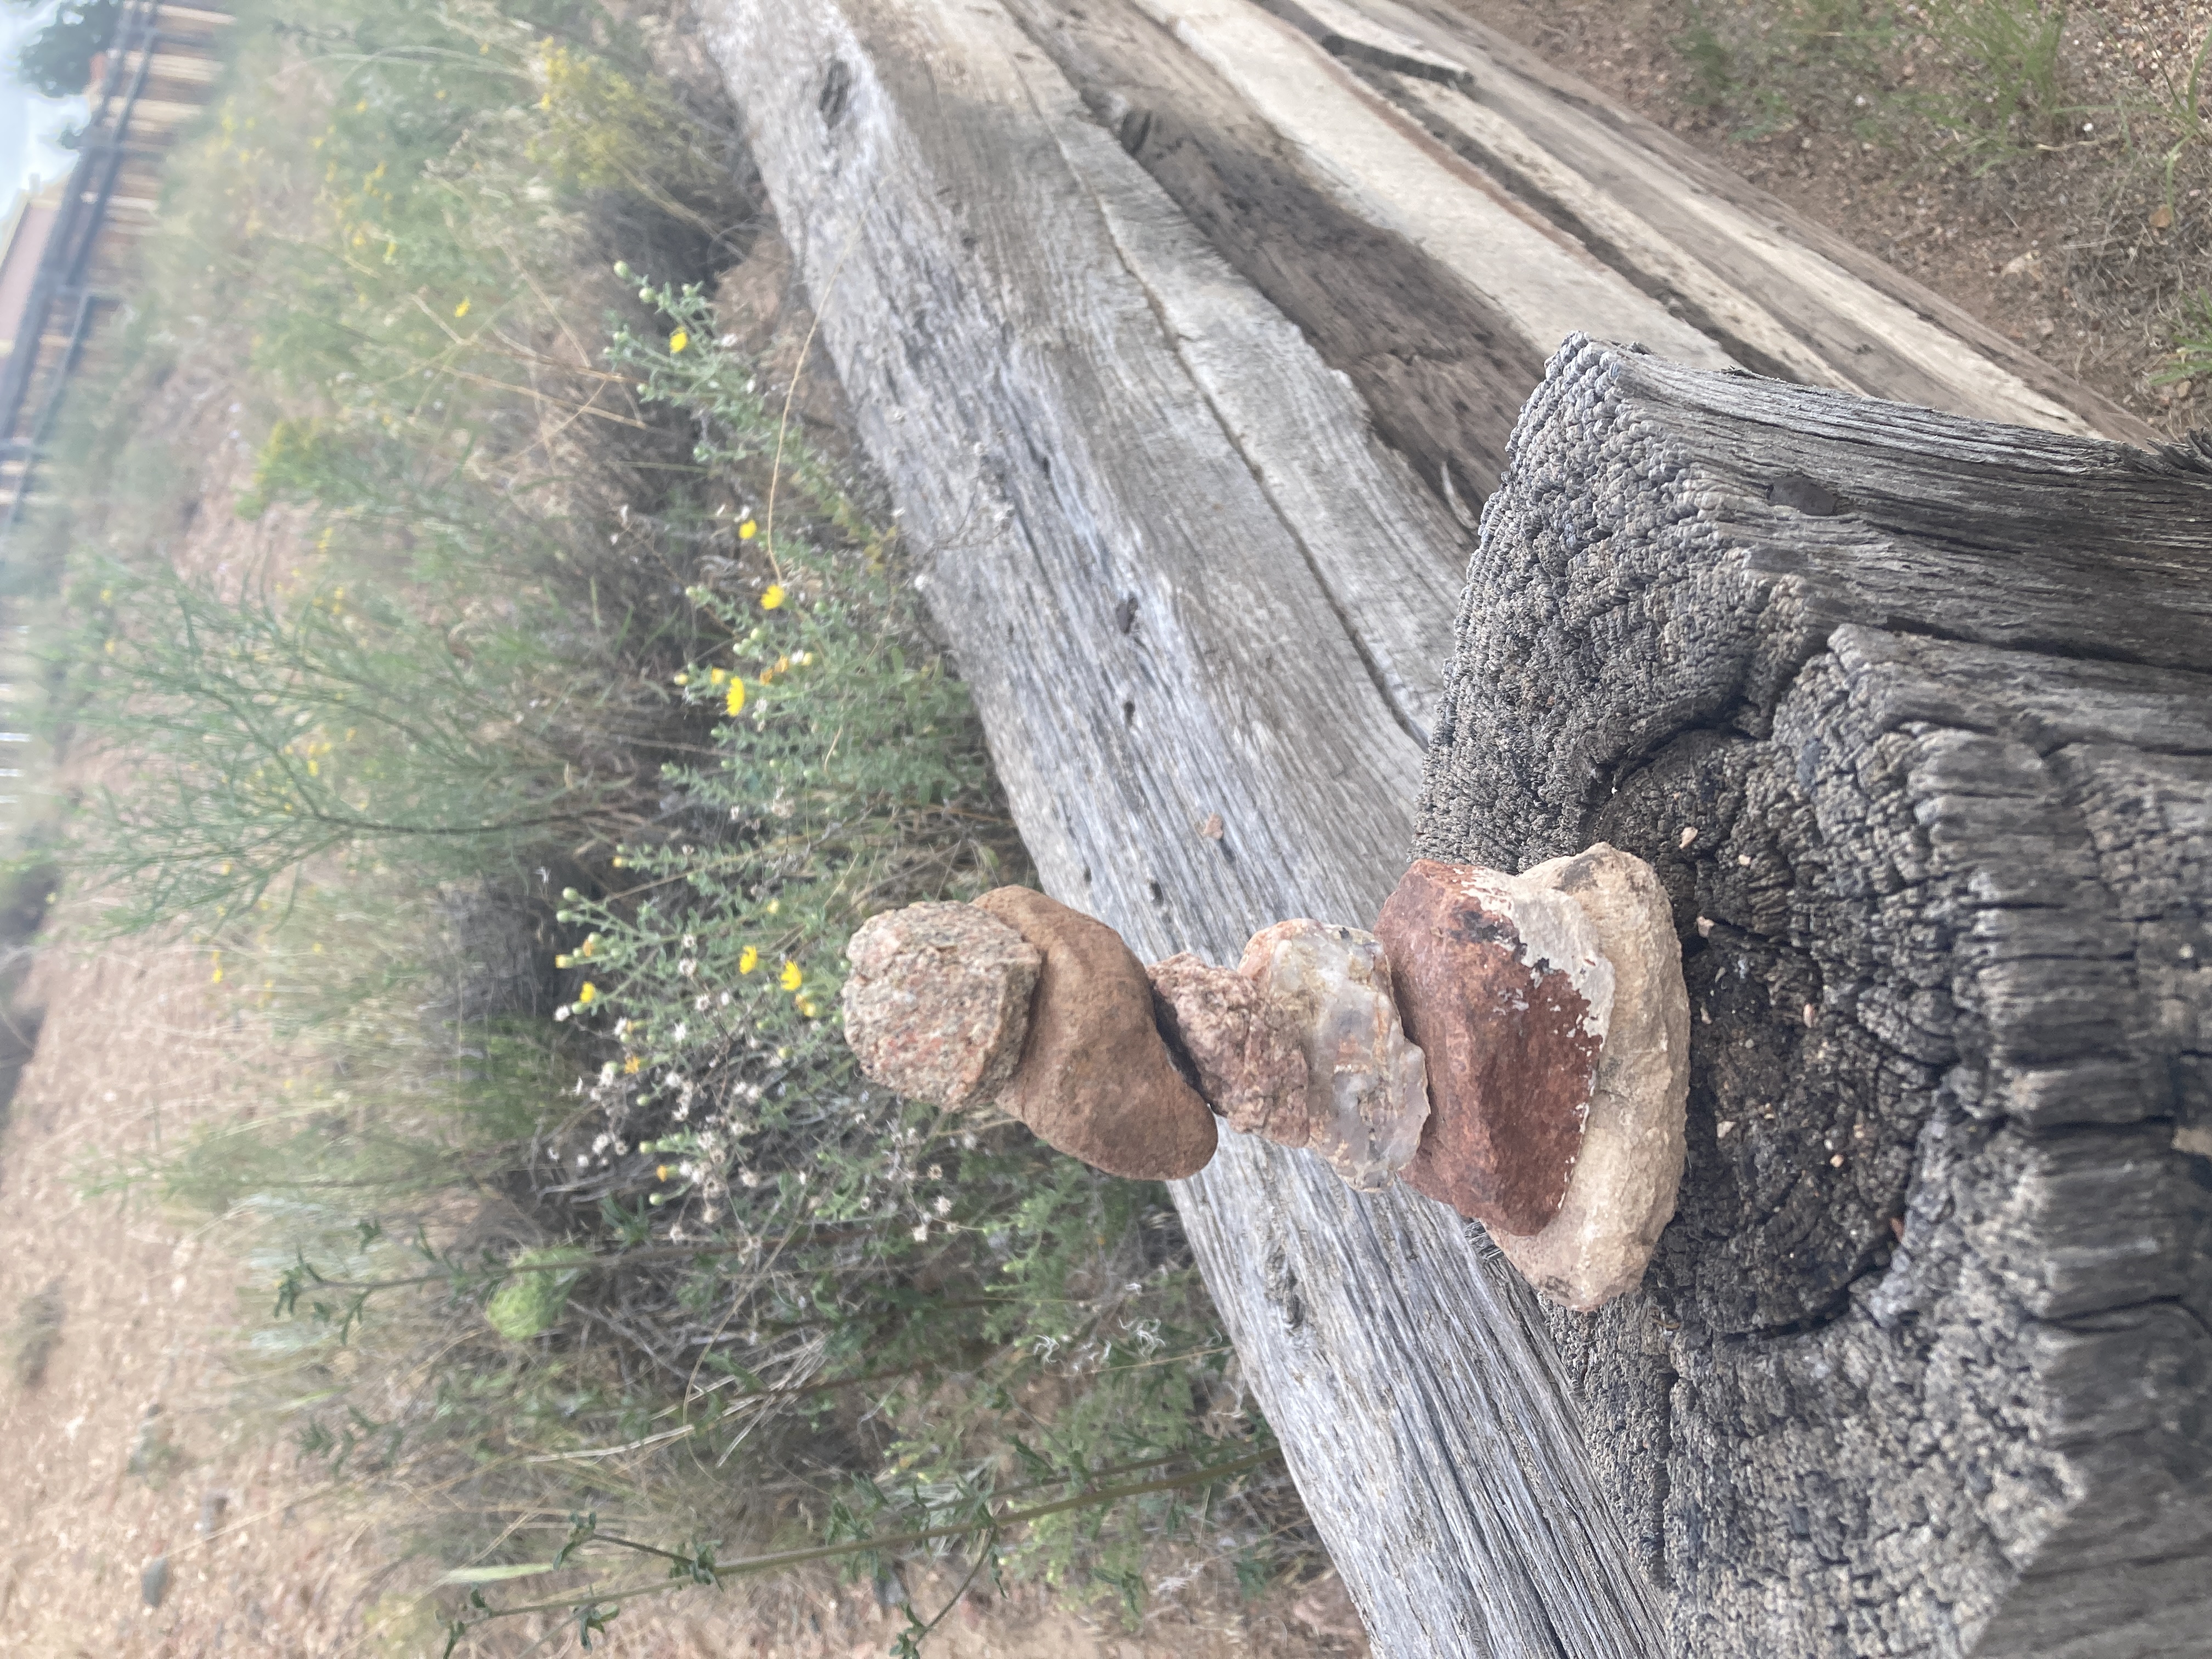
0, 9, 88, 205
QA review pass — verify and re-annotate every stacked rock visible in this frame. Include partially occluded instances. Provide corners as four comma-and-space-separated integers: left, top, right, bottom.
842, 888, 1216, 1180
1150, 921, 1428, 1192
1375, 849, 1688, 1310
837, 848, 1688, 1311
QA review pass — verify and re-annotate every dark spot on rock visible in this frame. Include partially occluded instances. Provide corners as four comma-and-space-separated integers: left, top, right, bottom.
1796, 736, 1824, 792
1265, 1247, 1306, 1332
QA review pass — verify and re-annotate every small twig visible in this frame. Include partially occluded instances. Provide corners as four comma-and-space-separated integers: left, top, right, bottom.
765, 205, 875, 581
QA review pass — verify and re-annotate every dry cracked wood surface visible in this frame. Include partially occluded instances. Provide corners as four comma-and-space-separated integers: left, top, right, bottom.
1420, 342, 2212, 1656
698, 0, 2208, 1652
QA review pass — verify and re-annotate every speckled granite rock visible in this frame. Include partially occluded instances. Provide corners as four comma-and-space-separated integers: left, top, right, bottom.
1146, 951, 1312, 1142
842, 901, 1041, 1108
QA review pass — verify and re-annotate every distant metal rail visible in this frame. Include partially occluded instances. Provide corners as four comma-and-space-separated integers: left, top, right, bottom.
0, 0, 223, 542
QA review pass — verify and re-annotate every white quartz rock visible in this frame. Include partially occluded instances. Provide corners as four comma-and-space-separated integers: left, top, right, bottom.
1493, 844, 1690, 1311
1240, 919, 1430, 1191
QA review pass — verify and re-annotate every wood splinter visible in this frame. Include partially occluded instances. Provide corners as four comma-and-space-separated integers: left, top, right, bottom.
839, 845, 1688, 1308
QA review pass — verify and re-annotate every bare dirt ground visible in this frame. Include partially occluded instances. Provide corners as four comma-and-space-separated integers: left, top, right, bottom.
0, 941, 376, 1657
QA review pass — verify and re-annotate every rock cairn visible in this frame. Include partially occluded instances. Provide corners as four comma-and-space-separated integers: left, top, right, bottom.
838, 849, 1688, 1310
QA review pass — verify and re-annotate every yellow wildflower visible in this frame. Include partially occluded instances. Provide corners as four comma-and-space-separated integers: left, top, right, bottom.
781, 961, 804, 991
673, 672, 689, 686
210, 952, 223, 985
577, 982, 598, 1004
624, 1055, 641, 1074
797, 997, 819, 1019
761, 584, 786, 611
454, 298, 471, 318
738, 946, 758, 974
657, 1165, 672, 1182
726, 679, 746, 716
738, 519, 757, 540
555, 954, 571, 969
669, 329, 690, 353
709, 668, 727, 686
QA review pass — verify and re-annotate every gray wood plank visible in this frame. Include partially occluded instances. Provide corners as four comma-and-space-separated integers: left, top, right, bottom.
699, 2, 1663, 1652
1002, 0, 1543, 502
1287, 0, 2160, 444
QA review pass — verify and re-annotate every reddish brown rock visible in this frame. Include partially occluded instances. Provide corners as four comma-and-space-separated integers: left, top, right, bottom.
842, 902, 1042, 1108
1147, 952, 1313, 1142
1239, 921, 1430, 1190
975, 887, 1218, 1181
1375, 859, 1615, 1235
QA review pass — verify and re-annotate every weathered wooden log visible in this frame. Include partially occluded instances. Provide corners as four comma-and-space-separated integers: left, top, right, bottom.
703, 2, 1660, 1650
994, 0, 2155, 512
698, 0, 2205, 1651
1253, 0, 2159, 445
1419, 340, 2212, 1657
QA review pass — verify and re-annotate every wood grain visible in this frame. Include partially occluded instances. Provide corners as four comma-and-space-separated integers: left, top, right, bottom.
1420, 338, 2212, 1656
700, 3, 1661, 1651
1002, 0, 1541, 501
1268, 0, 2160, 443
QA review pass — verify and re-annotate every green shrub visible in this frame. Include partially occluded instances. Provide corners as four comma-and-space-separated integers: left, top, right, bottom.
1911, 0, 2073, 165
48, 0, 1307, 1640
1673, 0, 1900, 140
2160, 289, 2212, 387
9, 0, 117, 99
486, 1248, 594, 1341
